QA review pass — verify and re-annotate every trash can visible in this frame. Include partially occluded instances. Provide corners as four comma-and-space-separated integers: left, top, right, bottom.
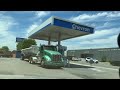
16, 51, 21, 58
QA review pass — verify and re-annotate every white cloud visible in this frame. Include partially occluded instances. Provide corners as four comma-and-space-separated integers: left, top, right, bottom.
61, 27, 120, 50
0, 11, 7, 14
106, 11, 120, 17
64, 27, 120, 43
26, 19, 42, 38
35, 11, 50, 18
70, 11, 120, 23
96, 22, 111, 29
35, 39, 48, 46
26, 11, 50, 37
78, 35, 117, 45
70, 12, 108, 23
0, 14, 18, 51
0, 35, 16, 50
26, 24, 39, 38
27, 24, 39, 34
96, 21, 120, 30
25, 11, 51, 45
0, 14, 18, 34
62, 35, 118, 50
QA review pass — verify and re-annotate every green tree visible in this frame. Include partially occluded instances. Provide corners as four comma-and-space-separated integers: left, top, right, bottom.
2, 46, 9, 52
17, 42, 23, 51
17, 39, 37, 50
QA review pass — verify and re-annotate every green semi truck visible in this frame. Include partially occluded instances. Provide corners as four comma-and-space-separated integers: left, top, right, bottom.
21, 45, 64, 68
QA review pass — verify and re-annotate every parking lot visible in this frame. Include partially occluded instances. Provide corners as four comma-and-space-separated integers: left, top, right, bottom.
0, 58, 82, 79
0, 58, 119, 79
67, 60, 119, 79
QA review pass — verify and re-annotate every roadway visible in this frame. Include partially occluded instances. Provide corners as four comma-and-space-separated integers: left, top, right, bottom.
0, 58, 119, 79
64, 60, 119, 79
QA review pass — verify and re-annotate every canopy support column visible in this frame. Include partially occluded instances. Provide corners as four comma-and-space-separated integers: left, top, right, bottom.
48, 36, 51, 45
58, 32, 63, 55
58, 32, 61, 47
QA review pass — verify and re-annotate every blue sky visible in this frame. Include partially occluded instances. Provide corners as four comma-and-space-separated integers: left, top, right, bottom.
0, 11, 120, 51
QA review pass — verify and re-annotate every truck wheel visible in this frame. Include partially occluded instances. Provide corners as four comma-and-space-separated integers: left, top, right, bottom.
96, 62, 98, 64
29, 59, 34, 64
29, 60, 32, 64
21, 56, 24, 60
29, 57, 33, 64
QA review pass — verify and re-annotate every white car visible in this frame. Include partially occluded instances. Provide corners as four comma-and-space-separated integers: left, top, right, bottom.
86, 57, 92, 62
86, 57, 99, 64
72, 57, 81, 61
93, 59, 99, 64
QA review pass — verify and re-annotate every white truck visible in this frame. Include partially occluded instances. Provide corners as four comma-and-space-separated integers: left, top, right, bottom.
21, 45, 40, 64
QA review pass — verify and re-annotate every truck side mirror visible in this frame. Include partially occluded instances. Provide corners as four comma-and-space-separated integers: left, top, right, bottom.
40, 46, 43, 53
118, 33, 120, 48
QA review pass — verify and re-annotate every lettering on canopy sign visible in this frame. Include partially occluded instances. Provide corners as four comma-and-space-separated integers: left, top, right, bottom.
72, 24, 90, 32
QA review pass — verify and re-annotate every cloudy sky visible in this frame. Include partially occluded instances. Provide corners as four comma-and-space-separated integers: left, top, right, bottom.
0, 11, 120, 51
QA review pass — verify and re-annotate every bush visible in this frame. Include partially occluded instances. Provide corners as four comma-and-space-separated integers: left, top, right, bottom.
109, 61, 120, 66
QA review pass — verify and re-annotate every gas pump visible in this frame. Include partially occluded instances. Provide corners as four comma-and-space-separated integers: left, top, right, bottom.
57, 45, 68, 67
56, 45, 67, 57
58, 45, 67, 56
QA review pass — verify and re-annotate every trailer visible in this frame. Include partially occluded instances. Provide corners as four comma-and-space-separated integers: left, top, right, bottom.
21, 45, 40, 64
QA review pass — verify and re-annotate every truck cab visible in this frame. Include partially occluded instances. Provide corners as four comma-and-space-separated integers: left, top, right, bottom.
39, 45, 64, 68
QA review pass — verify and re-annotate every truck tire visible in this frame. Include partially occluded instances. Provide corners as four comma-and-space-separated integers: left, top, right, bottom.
29, 57, 34, 64
95, 61, 98, 64
29, 60, 32, 64
30, 60, 33, 64
21, 55, 24, 60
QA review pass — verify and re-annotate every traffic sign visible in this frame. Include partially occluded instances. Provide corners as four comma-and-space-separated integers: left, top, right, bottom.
16, 37, 25, 42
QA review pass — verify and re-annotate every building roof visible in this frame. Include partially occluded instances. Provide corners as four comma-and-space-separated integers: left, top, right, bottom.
67, 47, 120, 51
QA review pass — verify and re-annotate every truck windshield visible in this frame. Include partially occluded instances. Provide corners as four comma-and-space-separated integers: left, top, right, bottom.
44, 46, 57, 51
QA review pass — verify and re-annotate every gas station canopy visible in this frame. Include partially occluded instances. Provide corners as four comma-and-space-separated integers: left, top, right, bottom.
28, 16, 94, 42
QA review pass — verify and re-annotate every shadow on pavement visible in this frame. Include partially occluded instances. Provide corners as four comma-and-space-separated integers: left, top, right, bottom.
37, 65, 63, 69
65, 64, 94, 68
37, 64, 94, 69
45, 67, 63, 69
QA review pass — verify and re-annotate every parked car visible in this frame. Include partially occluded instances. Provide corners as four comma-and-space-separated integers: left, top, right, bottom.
85, 57, 99, 64
72, 57, 81, 61
86, 57, 92, 62
93, 59, 99, 64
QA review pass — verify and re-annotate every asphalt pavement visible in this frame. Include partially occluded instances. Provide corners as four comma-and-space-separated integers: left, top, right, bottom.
64, 60, 119, 79
0, 58, 82, 79
0, 58, 119, 79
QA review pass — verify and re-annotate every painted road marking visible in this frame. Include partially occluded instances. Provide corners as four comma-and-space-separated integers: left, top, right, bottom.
70, 62, 118, 71
90, 68, 104, 72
